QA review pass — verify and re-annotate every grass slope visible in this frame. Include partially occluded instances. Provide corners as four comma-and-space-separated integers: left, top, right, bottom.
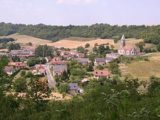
122, 53, 160, 80
0, 33, 51, 46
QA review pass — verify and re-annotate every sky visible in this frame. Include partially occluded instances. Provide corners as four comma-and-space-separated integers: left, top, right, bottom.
0, 0, 160, 25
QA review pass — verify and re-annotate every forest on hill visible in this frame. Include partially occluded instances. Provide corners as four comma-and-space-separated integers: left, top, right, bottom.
0, 22, 160, 44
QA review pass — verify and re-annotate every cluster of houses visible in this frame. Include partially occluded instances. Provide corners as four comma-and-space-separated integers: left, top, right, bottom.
59, 50, 85, 59
10, 46, 35, 58
0, 49, 9, 56
4, 46, 36, 75
32, 64, 46, 75
4, 62, 27, 75
2, 34, 141, 95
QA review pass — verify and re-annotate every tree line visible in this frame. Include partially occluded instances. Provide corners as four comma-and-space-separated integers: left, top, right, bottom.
0, 38, 15, 43
0, 22, 160, 44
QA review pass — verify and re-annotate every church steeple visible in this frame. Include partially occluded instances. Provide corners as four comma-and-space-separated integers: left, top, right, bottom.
121, 34, 125, 48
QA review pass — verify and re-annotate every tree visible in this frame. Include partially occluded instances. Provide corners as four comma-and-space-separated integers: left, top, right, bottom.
0, 56, 9, 76
87, 64, 93, 71
109, 62, 121, 75
14, 78, 27, 92
58, 83, 68, 94
8, 43, 21, 51
27, 77, 49, 104
157, 44, 160, 51
12, 56, 20, 62
85, 43, 90, 48
77, 46, 85, 53
136, 42, 145, 52
93, 44, 111, 56
20, 70, 26, 77
27, 57, 46, 67
35, 45, 53, 57
27, 42, 33, 46
60, 70, 69, 81
0, 38, 15, 43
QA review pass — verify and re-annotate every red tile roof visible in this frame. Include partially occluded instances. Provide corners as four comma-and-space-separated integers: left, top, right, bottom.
94, 70, 110, 77
8, 62, 26, 67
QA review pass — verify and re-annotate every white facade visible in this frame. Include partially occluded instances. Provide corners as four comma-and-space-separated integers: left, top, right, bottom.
118, 35, 139, 56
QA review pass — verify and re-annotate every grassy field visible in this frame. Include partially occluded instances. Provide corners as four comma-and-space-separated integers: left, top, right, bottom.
120, 53, 160, 80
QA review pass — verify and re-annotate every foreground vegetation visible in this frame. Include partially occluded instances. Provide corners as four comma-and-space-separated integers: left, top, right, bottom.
0, 56, 160, 120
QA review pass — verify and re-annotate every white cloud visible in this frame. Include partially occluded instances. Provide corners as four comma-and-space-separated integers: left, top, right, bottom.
56, 0, 97, 5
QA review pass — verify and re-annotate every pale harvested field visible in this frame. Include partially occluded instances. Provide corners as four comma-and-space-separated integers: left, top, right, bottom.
48, 38, 143, 49
0, 34, 143, 49
115, 38, 143, 49
47, 39, 115, 49
0, 33, 51, 46
121, 52, 160, 80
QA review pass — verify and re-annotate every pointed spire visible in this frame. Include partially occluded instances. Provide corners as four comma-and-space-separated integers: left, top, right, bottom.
121, 34, 125, 48
121, 34, 125, 41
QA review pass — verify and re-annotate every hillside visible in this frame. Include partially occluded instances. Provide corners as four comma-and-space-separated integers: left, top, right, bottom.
120, 53, 160, 80
0, 33, 51, 46
0, 22, 160, 43
48, 38, 143, 49
0, 33, 143, 49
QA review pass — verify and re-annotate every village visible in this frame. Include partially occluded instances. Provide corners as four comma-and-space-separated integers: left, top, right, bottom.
1, 0, 160, 119
0, 34, 146, 100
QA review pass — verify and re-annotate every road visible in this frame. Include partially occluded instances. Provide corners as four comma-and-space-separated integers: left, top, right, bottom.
45, 63, 56, 89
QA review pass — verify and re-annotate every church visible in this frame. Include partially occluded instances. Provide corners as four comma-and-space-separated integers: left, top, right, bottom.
118, 35, 140, 56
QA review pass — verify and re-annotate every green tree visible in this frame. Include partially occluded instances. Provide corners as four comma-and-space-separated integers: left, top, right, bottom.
27, 57, 46, 67
109, 62, 121, 75
77, 46, 85, 53
85, 43, 90, 48
14, 78, 27, 92
35, 45, 53, 57
156, 44, 160, 51
8, 43, 21, 51
58, 83, 68, 94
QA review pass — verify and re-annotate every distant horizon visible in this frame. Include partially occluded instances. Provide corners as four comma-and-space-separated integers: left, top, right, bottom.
0, 0, 160, 26
1, 22, 160, 27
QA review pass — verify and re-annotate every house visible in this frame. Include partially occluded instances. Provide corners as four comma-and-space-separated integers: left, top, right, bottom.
106, 53, 119, 63
10, 46, 35, 58
94, 58, 106, 66
8, 62, 26, 69
106, 53, 119, 59
4, 66, 16, 75
50, 57, 68, 76
69, 83, 84, 95
53, 64, 67, 76
51, 57, 66, 65
59, 50, 85, 59
75, 58, 90, 65
105, 57, 114, 63
0, 49, 9, 56
93, 69, 110, 79
118, 35, 140, 56
81, 78, 89, 84
5, 62, 26, 75
69, 51, 85, 58
59, 50, 69, 56
32, 64, 46, 75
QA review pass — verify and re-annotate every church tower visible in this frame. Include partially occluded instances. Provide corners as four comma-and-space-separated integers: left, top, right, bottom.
121, 34, 126, 48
